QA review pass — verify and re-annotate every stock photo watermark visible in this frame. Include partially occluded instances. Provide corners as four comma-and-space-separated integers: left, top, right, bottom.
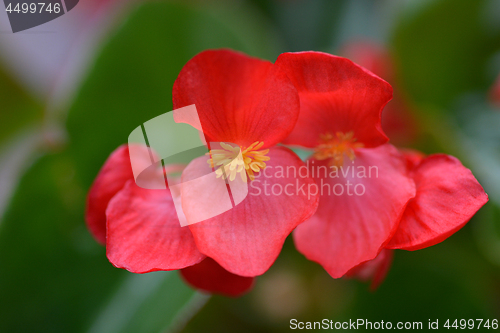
3, 0, 79, 32
250, 162, 379, 199
128, 104, 380, 227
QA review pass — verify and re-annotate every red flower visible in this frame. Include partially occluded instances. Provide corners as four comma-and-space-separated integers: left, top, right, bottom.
86, 49, 319, 295
274, 51, 488, 281
172, 50, 319, 277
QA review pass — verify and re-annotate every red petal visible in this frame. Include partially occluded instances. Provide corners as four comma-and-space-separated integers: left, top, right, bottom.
183, 146, 319, 277
172, 49, 299, 149
180, 257, 255, 297
345, 249, 394, 291
387, 154, 488, 251
85, 145, 134, 244
105, 181, 205, 273
275, 51, 392, 148
293, 144, 415, 278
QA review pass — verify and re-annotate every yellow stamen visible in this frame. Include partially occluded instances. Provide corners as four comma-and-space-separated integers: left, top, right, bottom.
313, 131, 364, 166
206, 141, 270, 182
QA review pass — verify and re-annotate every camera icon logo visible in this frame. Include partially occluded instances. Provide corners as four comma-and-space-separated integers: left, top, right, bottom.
128, 104, 249, 227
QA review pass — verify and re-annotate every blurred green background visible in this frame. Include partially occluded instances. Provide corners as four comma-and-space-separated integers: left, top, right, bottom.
1, 0, 500, 332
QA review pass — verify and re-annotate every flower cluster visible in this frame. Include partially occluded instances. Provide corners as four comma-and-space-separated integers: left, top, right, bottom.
86, 49, 488, 296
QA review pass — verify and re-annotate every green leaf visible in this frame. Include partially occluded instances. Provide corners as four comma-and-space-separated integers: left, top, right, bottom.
0, 153, 124, 333
391, 0, 500, 109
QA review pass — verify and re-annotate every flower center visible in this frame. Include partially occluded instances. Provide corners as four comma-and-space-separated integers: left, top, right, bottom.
313, 132, 364, 166
207, 141, 270, 182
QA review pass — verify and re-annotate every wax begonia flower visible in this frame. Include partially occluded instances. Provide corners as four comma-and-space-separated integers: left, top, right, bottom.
275, 51, 488, 281
173, 49, 319, 277
86, 49, 319, 296
86, 144, 255, 296
275, 51, 415, 278
291, 143, 415, 278
332, 43, 484, 285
